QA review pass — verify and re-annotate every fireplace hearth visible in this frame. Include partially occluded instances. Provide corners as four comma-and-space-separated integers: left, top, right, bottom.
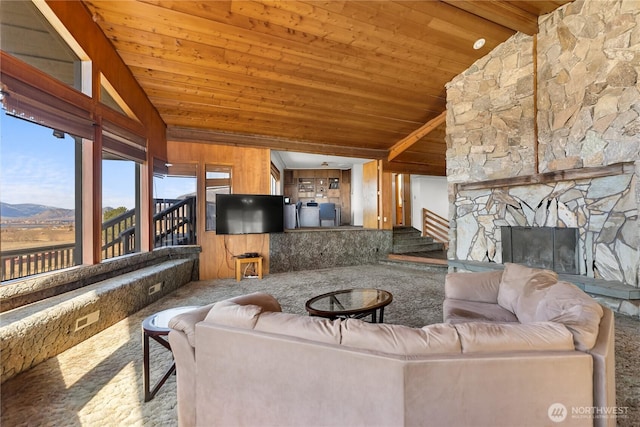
501, 226, 579, 275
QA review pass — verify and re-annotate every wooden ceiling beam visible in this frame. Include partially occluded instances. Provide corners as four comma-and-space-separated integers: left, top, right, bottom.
167, 126, 387, 160
387, 111, 447, 161
382, 160, 446, 176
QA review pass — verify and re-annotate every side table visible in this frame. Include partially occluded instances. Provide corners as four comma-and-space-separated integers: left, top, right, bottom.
142, 306, 199, 402
235, 256, 263, 281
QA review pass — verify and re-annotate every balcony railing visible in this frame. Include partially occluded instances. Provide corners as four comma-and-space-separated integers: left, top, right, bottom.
2, 197, 197, 281
1, 243, 76, 281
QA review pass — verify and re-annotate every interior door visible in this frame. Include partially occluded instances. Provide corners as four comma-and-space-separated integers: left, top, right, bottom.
362, 160, 380, 229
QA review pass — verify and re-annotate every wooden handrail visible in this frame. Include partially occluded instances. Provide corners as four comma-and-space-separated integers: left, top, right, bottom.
422, 208, 449, 249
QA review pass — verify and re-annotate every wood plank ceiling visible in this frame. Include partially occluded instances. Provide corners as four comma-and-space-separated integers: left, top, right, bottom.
83, 0, 570, 176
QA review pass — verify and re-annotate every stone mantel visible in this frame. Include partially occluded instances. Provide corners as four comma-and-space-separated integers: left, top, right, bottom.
456, 162, 635, 192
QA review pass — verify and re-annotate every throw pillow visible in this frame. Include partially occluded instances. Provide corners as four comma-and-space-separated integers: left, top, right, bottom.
533, 281, 603, 351
497, 263, 558, 316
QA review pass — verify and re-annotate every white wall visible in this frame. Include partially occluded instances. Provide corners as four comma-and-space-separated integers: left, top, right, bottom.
410, 175, 448, 230
351, 164, 364, 226
270, 151, 286, 194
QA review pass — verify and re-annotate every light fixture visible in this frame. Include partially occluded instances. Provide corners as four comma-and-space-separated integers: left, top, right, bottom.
321, 161, 329, 167
52, 129, 65, 139
473, 38, 486, 50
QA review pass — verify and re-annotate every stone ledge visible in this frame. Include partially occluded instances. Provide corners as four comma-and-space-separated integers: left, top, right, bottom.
0, 258, 196, 384
448, 260, 640, 301
0, 245, 200, 312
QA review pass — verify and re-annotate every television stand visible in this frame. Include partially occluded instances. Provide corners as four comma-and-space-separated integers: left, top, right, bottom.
235, 256, 263, 282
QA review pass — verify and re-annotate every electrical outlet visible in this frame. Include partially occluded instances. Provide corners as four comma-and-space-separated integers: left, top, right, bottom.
75, 310, 100, 332
148, 282, 163, 295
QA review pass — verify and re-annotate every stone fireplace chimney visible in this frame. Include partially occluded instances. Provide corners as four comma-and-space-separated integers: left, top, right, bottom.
445, 0, 639, 288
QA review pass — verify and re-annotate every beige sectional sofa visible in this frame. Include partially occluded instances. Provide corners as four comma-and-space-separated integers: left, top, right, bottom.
168, 263, 615, 427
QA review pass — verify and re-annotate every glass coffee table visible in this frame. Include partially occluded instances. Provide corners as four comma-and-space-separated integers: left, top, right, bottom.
305, 288, 393, 323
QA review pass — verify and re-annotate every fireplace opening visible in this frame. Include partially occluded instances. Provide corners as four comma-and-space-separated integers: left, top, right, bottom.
501, 226, 579, 274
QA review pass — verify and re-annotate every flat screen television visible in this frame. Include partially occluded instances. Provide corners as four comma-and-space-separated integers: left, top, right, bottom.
215, 194, 284, 235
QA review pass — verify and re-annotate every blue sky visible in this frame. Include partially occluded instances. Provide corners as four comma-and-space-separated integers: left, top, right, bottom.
1, 113, 135, 210
1, 113, 196, 211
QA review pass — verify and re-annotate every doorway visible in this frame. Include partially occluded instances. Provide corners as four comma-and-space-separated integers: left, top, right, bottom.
394, 174, 411, 227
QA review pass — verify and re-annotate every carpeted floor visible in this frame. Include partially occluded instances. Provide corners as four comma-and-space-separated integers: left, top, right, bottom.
1, 264, 638, 426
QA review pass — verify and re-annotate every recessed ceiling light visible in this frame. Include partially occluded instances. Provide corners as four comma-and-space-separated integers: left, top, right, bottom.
473, 38, 486, 50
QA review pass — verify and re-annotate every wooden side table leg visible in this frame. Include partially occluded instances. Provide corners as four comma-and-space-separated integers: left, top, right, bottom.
143, 330, 151, 402
235, 258, 241, 281
257, 258, 263, 279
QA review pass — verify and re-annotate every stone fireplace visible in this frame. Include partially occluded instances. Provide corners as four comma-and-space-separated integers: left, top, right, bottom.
451, 168, 637, 286
445, 0, 640, 289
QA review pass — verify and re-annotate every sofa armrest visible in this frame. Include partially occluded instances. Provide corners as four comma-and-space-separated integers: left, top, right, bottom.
168, 330, 197, 427
445, 270, 503, 303
588, 307, 616, 427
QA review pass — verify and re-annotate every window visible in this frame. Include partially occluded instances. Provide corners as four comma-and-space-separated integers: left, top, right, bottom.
205, 165, 232, 232
153, 164, 197, 247
0, 1, 85, 90
0, 113, 82, 281
102, 153, 140, 260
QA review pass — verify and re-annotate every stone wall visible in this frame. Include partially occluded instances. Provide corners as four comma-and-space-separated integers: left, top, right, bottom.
537, 0, 640, 172
445, 0, 639, 287
270, 229, 392, 273
446, 32, 536, 182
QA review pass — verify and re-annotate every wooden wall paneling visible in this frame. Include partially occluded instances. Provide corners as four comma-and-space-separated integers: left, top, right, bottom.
167, 141, 271, 279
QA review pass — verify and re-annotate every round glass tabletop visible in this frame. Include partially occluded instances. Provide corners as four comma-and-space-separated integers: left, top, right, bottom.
142, 306, 200, 333
305, 288, 392, 317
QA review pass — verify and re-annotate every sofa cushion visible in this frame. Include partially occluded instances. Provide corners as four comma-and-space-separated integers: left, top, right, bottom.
168, 303, 216, 347
340, 319, 461, 356
445, 270, 503, 303
454, 321, 575, 353
533, 281, 604, 351
497, 263, 558, 315
443, 299, 518, 324
204, 300, 263, 329
254, 312, 341, 344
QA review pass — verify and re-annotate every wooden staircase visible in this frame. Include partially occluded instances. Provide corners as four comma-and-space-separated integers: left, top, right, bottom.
381, 226, 448, 271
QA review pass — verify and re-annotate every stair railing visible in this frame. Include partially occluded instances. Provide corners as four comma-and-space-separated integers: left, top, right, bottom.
422, 208, 449, 249
101, 197, 197, 259
153, 196, 196, 248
